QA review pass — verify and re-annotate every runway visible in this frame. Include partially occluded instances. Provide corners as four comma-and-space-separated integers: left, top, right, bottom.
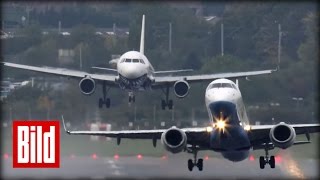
1, 153, 319, 179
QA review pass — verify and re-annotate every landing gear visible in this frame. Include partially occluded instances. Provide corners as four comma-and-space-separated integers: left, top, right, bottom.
98, 82, 111, 108
187, 146, 203, 171
128, 92, 135, 103
259, 144, 275, 169
161, 86, 173, 110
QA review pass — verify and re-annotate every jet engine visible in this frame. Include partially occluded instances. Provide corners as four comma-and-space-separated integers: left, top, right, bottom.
269, 122, 296, 149
161, 127, 187, 153
79, 77, 96, 95
173, 80, 190, 98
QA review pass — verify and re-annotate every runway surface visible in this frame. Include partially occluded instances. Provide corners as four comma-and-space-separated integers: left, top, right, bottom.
1, 152, 319, 179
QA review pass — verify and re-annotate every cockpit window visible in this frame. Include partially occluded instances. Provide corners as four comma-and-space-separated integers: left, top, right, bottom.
132, 59, 139, 63
210, 83, 236, 89
231, 84, 237, 89
221, 83, 233, 88
140, 59, 145, 64
125, 59, 131, 62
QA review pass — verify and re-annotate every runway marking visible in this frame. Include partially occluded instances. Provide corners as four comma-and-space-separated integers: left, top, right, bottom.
112, 170, 122, 176
102, 158, 124, 176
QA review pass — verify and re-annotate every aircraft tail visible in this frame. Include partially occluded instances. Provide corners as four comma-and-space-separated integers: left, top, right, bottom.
140, 14, 145, 55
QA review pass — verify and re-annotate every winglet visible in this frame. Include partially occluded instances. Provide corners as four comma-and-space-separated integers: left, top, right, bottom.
139, 14, 145, 55
61, 115, 71, 134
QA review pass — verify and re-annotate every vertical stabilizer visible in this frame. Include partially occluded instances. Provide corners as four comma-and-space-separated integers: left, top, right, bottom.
140, 14, 145, 55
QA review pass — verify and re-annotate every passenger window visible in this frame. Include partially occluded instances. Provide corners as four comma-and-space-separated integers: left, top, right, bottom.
132, 59, 139, 63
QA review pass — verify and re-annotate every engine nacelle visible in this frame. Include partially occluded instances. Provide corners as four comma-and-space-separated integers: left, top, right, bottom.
269, 122, 296, 149
173, 80, 190, 98
161, 127, 187, 154
79, 77, 96, 95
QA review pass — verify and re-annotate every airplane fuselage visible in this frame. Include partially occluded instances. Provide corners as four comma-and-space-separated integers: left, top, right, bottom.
116, 51, 155, 91
205, 78, 251, 162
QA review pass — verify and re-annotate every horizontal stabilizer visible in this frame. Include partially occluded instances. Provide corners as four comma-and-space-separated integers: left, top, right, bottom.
109, 58, 120, 65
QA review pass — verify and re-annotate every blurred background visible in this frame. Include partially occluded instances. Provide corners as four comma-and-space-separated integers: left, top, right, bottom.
1, 0, 318, 157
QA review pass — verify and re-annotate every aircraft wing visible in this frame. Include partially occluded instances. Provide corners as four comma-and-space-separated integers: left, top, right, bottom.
248, 123, 320, 149
154, 69, 275, 85
2, 62, 117, 85
62, 117, 211, 147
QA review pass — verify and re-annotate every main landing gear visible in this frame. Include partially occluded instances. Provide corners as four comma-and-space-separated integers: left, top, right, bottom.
259, 144, 275, 169
99, 82, 111, 108
128, 92, 135, 103
161, 86, 173, 110
187, 146, 203, 171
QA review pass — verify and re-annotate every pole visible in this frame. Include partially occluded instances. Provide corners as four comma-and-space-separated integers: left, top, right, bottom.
278, 24, 282, 70
153, 104, 156, 129
169, 22, 172, 53
171, 106, 174, 121
80, 44, 82, 70
28, 107, 31, 120
58, 21, 61, 34
221, 23, 224, 56
134, 105, 137, 122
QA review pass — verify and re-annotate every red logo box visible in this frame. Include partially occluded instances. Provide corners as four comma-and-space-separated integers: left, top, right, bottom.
12, 121, 60, 168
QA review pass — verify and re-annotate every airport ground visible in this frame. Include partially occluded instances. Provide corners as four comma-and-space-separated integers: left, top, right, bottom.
1, 127, 319, 179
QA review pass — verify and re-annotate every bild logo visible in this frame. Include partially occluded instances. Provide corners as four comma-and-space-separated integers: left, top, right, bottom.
13, 121, 60, 168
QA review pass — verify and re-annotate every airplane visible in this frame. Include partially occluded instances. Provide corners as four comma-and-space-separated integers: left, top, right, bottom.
2, 14, 278, 110
62, 78, 320, 171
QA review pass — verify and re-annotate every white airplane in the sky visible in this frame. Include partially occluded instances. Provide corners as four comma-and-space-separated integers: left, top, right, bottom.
62, 78, 319, 171
3, 15, 278, 110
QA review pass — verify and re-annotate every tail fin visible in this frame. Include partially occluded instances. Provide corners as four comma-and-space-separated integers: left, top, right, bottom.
140, 14, 145, 55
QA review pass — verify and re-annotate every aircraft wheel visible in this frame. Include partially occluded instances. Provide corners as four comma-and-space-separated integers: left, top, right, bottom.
259, 156, 265, 169
269, 156, 275, 168
197, 159, 203, 171
106, 98, 111, 108
188, 159, 193, 171
168, 100, 173, 110
98, 98, 103, 108
132, 96, 136, 103
161, 100, 166, 110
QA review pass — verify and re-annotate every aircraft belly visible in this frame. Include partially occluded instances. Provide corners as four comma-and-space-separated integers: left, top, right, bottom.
118, 74, 151, 91
210, 126, 251, 162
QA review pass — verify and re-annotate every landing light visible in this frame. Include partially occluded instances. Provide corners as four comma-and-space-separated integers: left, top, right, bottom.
206, 126, 213, 132
92, 153, 98, 159
4, 153, 9, 160
114, 154, 119, 160
137, 154, 143, 159
244, 125, 251, 131
216, 120, 226, 129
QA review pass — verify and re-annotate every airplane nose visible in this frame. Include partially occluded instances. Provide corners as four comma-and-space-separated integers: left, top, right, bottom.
206, 89, 236, 103
122, 65, 143, 79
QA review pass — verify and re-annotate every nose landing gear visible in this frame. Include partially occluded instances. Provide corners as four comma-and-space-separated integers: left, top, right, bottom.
128, 92, 135, 103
